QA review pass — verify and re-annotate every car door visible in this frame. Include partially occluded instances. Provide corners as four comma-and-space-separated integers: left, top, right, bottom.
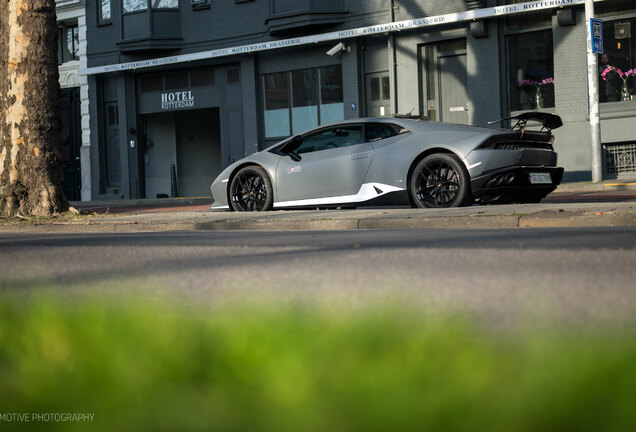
275, 124, 374, 204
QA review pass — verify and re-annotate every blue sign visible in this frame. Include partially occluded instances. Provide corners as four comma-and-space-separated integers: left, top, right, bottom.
591, 18, 603, 54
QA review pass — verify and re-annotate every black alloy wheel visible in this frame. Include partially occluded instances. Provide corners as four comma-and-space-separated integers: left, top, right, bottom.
229, 166, 273, 211
410, 153, 471, 208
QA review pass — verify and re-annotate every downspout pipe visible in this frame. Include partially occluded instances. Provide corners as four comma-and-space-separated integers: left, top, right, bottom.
389, 0, 398, 115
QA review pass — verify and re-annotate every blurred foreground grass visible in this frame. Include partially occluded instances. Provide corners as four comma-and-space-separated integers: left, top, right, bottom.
0, 295, 635, 432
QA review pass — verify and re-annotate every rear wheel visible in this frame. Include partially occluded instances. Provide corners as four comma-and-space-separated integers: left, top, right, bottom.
410, 154, 471, 208
229, 166, 273, 211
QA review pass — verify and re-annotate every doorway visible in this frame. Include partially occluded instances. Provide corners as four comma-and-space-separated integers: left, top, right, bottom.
176, 108, 222, 197
420, 39, 469, 124
59, 88, 81, 201
143, 108, 222, 198
365, 72, 391, 117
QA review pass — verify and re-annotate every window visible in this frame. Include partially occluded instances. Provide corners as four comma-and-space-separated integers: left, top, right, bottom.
122, 0, 178, 12
264, 72, 290, 138
58, 24, 79, 65
123, 0, 147, 13
190, 67, 215, 87
164, 71, 188, 90
138, 68, 217, 93
598, 16, 636, 102
506, 30, 555, 111
320, 65, 344, 124
139, 74, 163, 92
263, 65, 344, 138
297, 125, 363, 154
152, 0, 179, 8
99, 0, 112, 22
292, 69, 318, 133
365, 123, 400, 142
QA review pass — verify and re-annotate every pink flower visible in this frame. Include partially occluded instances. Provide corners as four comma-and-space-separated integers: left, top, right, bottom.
602, 65, 625, 80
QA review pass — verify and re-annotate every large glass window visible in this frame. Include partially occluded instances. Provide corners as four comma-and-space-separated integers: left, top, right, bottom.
58, 24, 79, 65
320, 65, 344, 125
506, 30, 555, 111
264, 72, 290, 138
598, 15, 636, 102
263, 65, 344, 138
292, 69, 318, 133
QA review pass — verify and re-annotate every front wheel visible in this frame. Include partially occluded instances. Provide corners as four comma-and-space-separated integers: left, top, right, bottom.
229, 166, 273, 211
410, 154, 471, 208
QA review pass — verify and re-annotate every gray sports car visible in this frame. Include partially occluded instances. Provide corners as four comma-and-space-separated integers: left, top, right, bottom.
210, 113, 564, 211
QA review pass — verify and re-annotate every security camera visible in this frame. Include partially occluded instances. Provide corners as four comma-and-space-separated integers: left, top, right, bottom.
326, 42, 348, 56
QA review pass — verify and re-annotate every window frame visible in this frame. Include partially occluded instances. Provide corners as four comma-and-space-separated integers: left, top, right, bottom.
596, 11, 636, 104
98, 0, 112, 25
121, 0, 148, 14
121, 0, 180, 14
57, 24, 79, 65
503, 27, 556, 113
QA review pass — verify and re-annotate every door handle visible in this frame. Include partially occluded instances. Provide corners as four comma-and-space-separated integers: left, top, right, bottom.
351, 153, 370, 161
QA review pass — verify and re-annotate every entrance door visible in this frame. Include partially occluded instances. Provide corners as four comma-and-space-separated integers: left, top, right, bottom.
59, 88, 81, 201
366, 72, 391, 117
175, 108, 222, 197
421, 39, 469, 124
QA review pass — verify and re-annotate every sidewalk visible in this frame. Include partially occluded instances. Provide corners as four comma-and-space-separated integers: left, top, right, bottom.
1, 179, 634, 233
555, 177, 636, 193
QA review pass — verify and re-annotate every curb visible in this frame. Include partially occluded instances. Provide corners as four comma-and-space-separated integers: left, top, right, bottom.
2, 211, 634, 233
555, 181, 636, 193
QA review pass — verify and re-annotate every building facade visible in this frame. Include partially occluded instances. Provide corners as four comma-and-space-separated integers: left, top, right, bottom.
56, 0, 90, 201
81, 0, 636, 201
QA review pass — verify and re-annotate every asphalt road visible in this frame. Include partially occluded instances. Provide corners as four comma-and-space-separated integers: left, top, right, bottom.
2, 228, 635, 325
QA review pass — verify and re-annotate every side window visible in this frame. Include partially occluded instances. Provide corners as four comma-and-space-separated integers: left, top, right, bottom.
365, 123, 400, 142
297, 125, 363, 154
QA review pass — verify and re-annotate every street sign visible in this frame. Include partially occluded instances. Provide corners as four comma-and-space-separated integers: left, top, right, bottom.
591, 18, 603, 54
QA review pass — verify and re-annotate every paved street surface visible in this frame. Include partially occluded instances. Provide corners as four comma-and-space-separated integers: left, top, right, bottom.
69, 190, 636, 214
2, 228, 635, 325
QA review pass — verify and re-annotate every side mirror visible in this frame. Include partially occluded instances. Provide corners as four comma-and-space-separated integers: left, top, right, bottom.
288, 151, 302, 162
280, 135, 303, 161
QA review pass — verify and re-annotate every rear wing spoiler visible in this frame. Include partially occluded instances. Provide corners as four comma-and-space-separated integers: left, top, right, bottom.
488, 112, 563, 135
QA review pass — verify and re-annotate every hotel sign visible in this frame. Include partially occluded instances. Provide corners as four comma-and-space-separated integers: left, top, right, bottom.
161, 91, 195, 110
80, 0, 590, 76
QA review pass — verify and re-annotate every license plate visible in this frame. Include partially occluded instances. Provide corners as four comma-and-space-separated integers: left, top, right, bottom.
529, 172, 552, 184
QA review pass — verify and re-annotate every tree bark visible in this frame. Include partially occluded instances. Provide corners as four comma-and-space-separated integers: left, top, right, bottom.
0, 0, 68, 217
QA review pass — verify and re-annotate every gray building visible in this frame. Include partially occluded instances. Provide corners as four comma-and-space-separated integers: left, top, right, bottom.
80, 0, 636, 201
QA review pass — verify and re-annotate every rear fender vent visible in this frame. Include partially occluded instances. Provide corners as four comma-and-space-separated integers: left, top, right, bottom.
478, 133, 553, 150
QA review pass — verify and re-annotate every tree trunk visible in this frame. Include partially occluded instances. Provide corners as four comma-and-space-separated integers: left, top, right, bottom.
0, 0, 68, 217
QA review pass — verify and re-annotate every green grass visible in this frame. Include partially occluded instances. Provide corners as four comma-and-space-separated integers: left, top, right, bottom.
0, 296, 635, 431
